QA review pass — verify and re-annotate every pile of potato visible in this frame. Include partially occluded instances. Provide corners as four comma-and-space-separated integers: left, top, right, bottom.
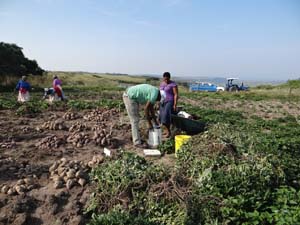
63, 111, 79, 120
35, 135, 65, 149
21, 126, 35, 133
40, 120, 67, 131
49, 158, 89, 189
87, 154, 104, 168
92, 129, 113, 146
91, 123, 109, 131
69, 122, 89, 132
66, 132, 90, 148
83, 108, 119, 122
0, 138, 16, 149
0, 157, 15, 170
1, 176, 37, 195
108, 107, 120, 115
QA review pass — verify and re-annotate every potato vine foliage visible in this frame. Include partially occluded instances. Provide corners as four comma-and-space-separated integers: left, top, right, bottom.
88, 152, 188, 225
158, 138, 175, 155
89, 111, 300, 224
175, 119, 300, 224
0, 98, 124, 114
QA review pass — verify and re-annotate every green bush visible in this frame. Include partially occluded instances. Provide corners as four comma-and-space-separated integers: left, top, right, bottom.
0, 98, 19, 110
15, 101, 49, 115
255, 84, 275, 90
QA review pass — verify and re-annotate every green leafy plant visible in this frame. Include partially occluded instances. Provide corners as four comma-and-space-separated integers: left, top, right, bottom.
15, 101, 48, 115
87, 152, 188, 225
158, 139, 175, 155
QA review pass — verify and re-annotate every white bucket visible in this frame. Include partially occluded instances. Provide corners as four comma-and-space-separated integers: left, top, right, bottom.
148, 128, 162, 148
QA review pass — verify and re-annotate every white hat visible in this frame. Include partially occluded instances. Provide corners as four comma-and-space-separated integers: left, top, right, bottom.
160, 90, 166, 103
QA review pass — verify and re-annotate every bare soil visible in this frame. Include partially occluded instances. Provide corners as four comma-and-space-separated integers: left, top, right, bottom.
0, 108, 136, 225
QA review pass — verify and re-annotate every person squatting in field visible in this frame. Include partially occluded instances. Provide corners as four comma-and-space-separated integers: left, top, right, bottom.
52, 75, 65, 100
123, 84, 164, 149
43, 87, 56, 102
16, 76, 31, 102
159, 72, 179, 138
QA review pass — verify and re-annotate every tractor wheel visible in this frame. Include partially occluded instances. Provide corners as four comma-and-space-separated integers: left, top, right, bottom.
229, 86, 238, 92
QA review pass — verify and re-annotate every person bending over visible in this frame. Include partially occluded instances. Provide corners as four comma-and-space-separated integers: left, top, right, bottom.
123, 84, 163, 148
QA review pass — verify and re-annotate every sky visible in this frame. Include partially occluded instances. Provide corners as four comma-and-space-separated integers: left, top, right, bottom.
0, 0, 300, 81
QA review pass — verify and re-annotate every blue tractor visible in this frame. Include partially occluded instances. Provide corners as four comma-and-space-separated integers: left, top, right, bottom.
225, 78, 249, 92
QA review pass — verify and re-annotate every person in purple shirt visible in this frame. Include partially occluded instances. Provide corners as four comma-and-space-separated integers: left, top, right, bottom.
52, 75, 65, 100
159, 72, 179, 138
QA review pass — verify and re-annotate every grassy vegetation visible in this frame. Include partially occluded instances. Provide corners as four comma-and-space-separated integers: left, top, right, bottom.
0, 71, 155, 92
181, 89, 300, 102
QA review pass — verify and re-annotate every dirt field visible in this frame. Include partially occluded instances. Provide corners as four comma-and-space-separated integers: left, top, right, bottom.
0, 106, 136, 225
1, 86, 300, 225
181, 96, 300, 120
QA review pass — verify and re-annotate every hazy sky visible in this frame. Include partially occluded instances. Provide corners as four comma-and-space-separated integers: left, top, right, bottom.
1, 0, 300, 80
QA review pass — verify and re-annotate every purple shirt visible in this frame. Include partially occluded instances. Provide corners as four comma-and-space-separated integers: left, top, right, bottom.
160, 80, 177, 102
53, 78, 62, 88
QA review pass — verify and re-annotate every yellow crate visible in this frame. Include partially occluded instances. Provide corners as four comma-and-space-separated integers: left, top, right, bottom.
175, 135, 191, 157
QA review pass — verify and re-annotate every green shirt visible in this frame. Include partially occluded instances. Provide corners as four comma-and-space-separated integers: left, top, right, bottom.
127, 84, 159, 104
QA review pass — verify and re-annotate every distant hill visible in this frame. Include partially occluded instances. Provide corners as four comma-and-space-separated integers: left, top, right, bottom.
172, 76, 285, 87
138, 74, 285, 87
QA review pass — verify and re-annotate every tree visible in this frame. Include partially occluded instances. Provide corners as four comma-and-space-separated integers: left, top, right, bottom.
287, 79, 300, 95
0, 42, 44, 77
